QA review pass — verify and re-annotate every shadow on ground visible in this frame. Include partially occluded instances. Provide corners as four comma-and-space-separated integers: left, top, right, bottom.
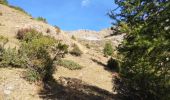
91, 58, 107, 67
39, 77, 118, 100
91, 58, 116, 73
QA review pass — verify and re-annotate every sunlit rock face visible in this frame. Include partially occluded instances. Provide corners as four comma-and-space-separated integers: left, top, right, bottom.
66, 28, 125, 52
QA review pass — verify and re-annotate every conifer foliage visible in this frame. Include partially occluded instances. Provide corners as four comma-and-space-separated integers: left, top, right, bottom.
110, 0, 170, 100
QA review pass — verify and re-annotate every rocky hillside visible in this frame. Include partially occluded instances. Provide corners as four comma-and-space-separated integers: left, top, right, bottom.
0, 4, 121, 100
66, 28, 124, 52
0, 4, 86, 52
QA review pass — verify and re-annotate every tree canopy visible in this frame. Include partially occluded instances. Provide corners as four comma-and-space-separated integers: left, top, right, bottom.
110, 0, 170, 100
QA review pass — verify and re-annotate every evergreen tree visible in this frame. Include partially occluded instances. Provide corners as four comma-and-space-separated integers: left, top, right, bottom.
110, 0, 170, 100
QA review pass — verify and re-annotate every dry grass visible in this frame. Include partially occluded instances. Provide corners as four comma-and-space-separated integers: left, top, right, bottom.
9, 5, 28, 14
0, 68, 40, 99
54, 52, 113, 92
0, 11, 2, 16
70, 44, 83, 56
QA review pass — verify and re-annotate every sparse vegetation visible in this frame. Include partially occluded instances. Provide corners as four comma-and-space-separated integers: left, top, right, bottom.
0, 47, 27, 68
0, 11, 2, 16
57, 59, 83, 70
85, 43, 90, 49
35, 17, 47, 23
57, 42, 69, 58
18, 30, 68, 82
1, 0, 32, 16
0, 1, 138, 99
0, 36, 27, 68
1, 28, 69, 82
103, 41, 113, 57
17, 28, 28, 40
54, 25, 61, 34
3, 1, 169, 99
46, 28, 51, 33
71, 35, 76, 40
0, 35, 8, 54
70, 44, 83, 56
16, 28, 41, 40
24, 68, 41, 82
0, 35, 8, 47
9, 5, 28, 14
0, 0, 8, 5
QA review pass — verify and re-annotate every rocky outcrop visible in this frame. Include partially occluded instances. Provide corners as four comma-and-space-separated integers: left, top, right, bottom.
66, 28, 125, 52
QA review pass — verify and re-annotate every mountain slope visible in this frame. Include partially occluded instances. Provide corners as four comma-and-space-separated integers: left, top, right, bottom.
66, 28, 124, 52
0, 4, 119, 99
0, 4, 86, 51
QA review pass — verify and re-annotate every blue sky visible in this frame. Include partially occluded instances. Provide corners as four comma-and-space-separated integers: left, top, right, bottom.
8, 0, 117, 31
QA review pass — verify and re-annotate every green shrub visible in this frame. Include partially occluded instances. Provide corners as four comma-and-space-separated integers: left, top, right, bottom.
0, 47, 27, 68
57, 59, 83, 70
17, 29, 68, 82
35, 17, 47, 23
21, 36, 56, 59
24, 69, 42, 82
70, 44, 83, 56
103, 42, 113, 57
0, 0, 8, 5
56, 42, 69, 57
0, 36, 8, 57
0, 35, 8, 47
71, 35, 76, 40
0, 29, 68, 82
19, 33, 48, 81
86, 44, 90, 49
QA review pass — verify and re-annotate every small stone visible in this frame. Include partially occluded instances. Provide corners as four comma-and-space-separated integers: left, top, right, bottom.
7, 86, 14, 90
4, 90, 11, 95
